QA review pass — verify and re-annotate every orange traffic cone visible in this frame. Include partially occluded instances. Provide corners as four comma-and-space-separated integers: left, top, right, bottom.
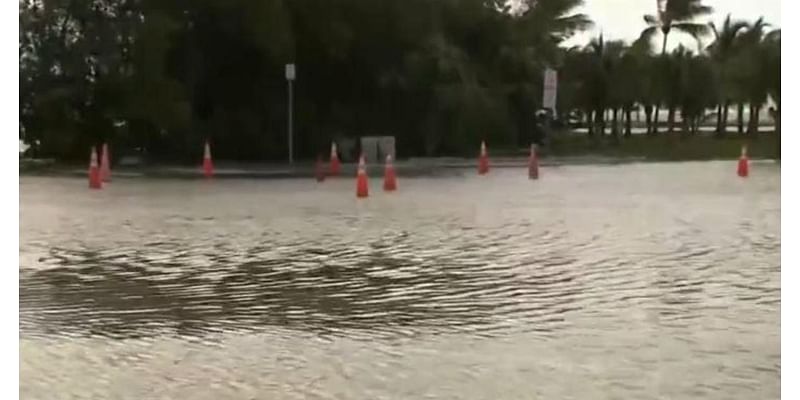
356, 154, 369, 198
737, 145, 749, 177
315, 155, 326, 182
202, 140, 214, 178
100, 143, 111, 182
383, 154, 397, 191
88, 147, 102, 189
478, 141, 489, 175
528, 143, 539, 180
329, 142, 341, 176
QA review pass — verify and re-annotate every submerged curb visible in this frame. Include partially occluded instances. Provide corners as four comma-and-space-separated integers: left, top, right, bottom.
22, 156, 777, 180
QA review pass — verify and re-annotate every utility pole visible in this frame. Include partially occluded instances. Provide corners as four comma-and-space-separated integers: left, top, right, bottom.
285, 63, 296, 163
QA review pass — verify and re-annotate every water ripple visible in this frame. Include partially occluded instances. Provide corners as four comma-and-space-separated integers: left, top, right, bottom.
20, 163, 780, 399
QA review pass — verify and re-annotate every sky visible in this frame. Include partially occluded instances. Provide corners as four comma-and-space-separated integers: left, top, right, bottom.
562, 0, 782, 50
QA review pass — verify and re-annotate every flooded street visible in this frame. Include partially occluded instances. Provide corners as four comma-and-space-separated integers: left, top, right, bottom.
20, 161, 780, 399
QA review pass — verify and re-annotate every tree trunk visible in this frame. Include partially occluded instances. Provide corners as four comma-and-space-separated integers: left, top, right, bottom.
715, 104, 723, 135
612, 108, 619, 138
586, 110, 594, 136
737, 103, 744, 134
681, 113, 689, 136
776, 104, 781, 159
747, 105, 760, 135
721, 101, 730, 135
625, 107, 632, 137
601, 108, 607, 135
595, 108, 604, 137
667, 106, 675, 134
653, 105, 660, 134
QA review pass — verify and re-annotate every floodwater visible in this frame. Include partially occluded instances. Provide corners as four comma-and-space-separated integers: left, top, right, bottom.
20, 161, 780, 400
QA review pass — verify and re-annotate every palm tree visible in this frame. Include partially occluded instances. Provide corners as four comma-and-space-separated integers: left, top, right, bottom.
662, 47, 687, 134
707, 14, 748, 135
585, 35, 609, 136
604, 43, 626, 139
640, 0, 712, 133
641, 0, 713, 55
762, 29, 780, 156
677, 52, 716, 135
514, 0, 593, 64
616, 46, 643, 137
627, 37, 658, 135
579, 34, 628, 138
733, 18, 770, 135
559, 45, 595, 135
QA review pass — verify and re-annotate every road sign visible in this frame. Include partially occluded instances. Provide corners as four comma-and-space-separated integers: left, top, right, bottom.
543, 68, 557, 111
285, 63, 296, 81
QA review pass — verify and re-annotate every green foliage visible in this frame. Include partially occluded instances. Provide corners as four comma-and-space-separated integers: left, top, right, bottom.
19, 0, 779, 161
548, 131, 779, 160
21, 0, 595, 160
641, 0, 713, 54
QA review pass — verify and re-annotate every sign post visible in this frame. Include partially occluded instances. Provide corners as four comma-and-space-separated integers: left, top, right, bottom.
540, 68, 558, 144
285, 63, 296, 163
542, 68, 557, 113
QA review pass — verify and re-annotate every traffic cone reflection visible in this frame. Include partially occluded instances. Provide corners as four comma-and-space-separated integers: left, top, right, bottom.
315, 155, 326, 182
100, 143, 111, 182
356, 154, 369, 198
383, 154, 397, 191
528, 143, 539, 180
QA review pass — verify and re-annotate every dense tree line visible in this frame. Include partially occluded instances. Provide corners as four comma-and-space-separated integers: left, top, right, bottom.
560, 5, 780, 141
19, 0, 779, 162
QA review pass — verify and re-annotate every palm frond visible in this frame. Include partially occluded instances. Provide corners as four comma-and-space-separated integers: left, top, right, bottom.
588, 33, 604, 55
687, 4, 712, 17
631, 34, 655, 55
764, 29, 781, 42
739, 17, 770, 45
638, 25, 659, 44
665, 0, 713, 19
644, 14, 659, 25
708, 22, 718, 41
553, 13, 593, 37
673, 22, 710, 39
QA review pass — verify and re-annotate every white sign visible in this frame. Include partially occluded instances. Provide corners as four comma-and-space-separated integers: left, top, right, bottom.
19, 140, 29, 155
285, 63, 296, 81
543, 68, 557, 110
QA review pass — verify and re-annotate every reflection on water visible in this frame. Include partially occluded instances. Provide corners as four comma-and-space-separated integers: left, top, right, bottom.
20, 161, 780, 399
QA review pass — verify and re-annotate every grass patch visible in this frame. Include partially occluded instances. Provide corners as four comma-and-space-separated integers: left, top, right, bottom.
546, 131, 779, 161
